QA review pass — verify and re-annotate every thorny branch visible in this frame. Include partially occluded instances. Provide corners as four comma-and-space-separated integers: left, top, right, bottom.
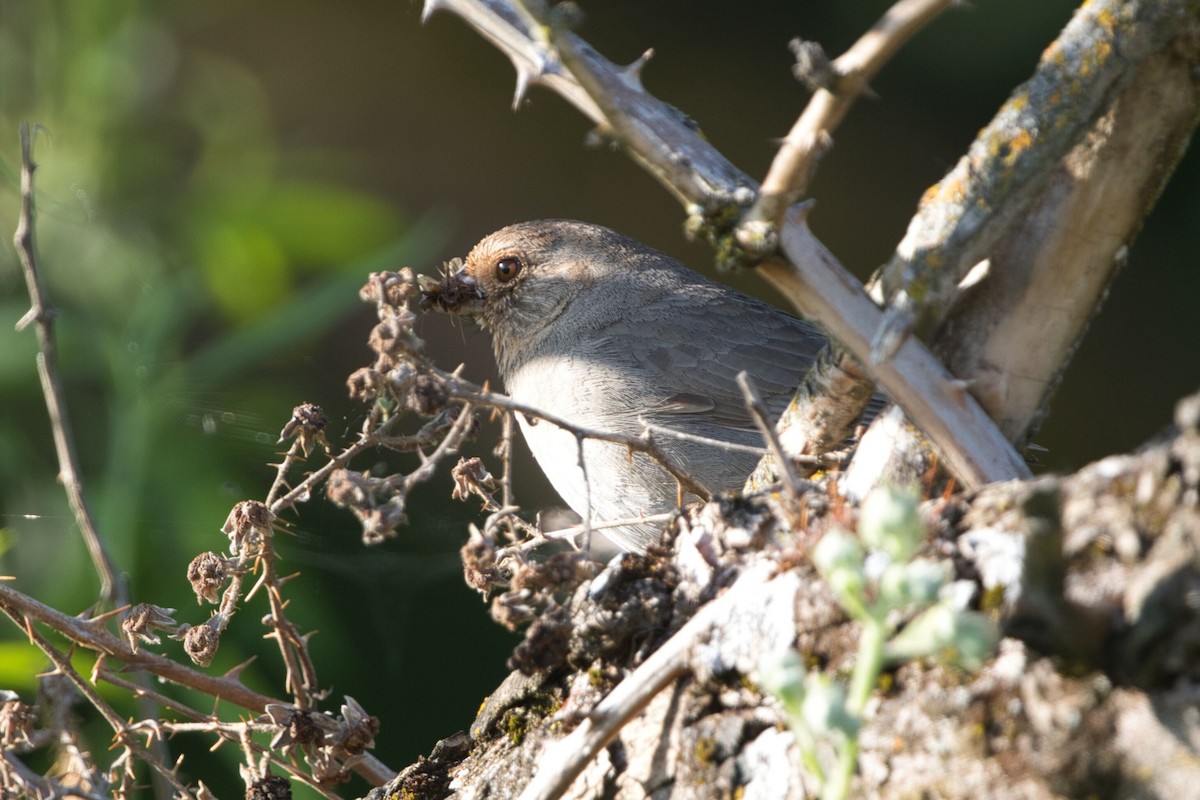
0, 581, 395, 789
0, 583, 273, 711
3, 126, 419, 796
0, 605, 194, 798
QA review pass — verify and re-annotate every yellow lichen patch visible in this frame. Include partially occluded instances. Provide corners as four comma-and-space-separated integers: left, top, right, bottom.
694, 736, 719, 765
1004, 93, 1030, 115
919, 183, 941, 208
1003, 130, 1035, 168
923, 172, 970, 209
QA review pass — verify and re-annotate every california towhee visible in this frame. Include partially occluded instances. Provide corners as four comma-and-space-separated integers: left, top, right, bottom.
421, 219, 830, 551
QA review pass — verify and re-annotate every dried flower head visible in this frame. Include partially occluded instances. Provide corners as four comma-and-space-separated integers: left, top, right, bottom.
346, 367, 386, 402
451, 457, 496, 505
278, 402, 329, 457
222, 500, 274, 556
183, 623, 221, 667
187, 551, 229, 605
461, 534, 502, 594
0, 694, 36, 749
245, 774, 292, 800
360, 268, 417, 314
325, 469, 371, 509
121, 604, 180, 653
332, 696, 379, 755
408, 373, 449, 416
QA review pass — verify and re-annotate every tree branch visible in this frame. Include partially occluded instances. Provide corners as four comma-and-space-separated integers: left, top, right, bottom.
922, 0, 1200, 442
0, 582, 397, 788
874, 0, 1200, 359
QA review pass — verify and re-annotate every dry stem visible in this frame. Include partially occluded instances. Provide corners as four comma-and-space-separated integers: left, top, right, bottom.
12, 123, 124, 607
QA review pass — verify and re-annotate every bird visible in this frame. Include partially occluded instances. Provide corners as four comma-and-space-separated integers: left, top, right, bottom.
420, 219, 832, 552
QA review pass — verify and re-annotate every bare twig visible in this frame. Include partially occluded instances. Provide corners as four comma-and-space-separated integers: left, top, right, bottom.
500, 512, 679, 556
12, 123, 178, 800
739, 0, 954, 235
12, 123, 124, 607
96, 669, 211, 722
440, 372, 715, 501
639, 421, 768, 459
737, 371, 803, 504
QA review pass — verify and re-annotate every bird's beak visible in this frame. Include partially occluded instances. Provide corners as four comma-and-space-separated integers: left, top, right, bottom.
418, 261, 486, 316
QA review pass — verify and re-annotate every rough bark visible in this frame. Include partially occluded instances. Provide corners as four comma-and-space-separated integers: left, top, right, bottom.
368, 390, 1200, 799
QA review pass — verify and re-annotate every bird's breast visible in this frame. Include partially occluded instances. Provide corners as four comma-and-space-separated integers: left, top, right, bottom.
504, 354, 678, 523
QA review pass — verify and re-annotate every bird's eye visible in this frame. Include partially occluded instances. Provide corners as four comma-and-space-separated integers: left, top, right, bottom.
494, 257, 523, 283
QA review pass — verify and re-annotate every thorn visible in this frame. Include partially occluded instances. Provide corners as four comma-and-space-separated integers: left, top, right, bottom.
957, 259, 991, 291
223, 654, 259, 680
89, 604, 132, 625
945, 377, 974, 407
620, 49, 653, 89
792, 198, 817, 223
420, 0, 447, 24
276, 571, 302, 587
513, 54, 550, 110
513, 66, 534, 109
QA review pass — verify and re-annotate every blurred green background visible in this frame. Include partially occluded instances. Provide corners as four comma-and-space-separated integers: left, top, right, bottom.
0, 1, 1195, 796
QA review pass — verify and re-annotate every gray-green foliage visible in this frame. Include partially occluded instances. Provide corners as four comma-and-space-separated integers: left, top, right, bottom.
760, 484, 999, 800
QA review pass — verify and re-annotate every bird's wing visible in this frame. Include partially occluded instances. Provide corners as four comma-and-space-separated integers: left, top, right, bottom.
597, 285, 828, 432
